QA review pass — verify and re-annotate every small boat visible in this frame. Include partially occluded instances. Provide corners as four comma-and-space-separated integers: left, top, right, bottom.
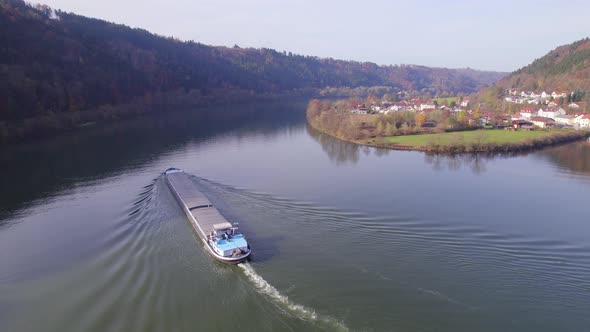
164, 168, 251, 264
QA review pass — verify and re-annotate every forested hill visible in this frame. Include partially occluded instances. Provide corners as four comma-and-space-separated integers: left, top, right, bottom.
0, 0, 505, 124
493, 38, 590, 92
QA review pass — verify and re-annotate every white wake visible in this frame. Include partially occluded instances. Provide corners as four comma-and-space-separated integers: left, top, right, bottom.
238, 262, 348, 331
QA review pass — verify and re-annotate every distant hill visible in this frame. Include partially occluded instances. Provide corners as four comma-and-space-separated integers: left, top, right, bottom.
498, 38, 590, 92
0, 0, 505, 126
474, 38, 590, 109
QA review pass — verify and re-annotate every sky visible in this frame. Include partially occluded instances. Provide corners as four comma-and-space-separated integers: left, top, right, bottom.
37, 0, 590, 72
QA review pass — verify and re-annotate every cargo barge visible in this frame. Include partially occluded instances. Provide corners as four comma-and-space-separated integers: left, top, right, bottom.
164, 168, 251, 264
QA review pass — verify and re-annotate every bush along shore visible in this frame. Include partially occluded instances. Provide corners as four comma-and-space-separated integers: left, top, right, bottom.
306, 99, 590, 154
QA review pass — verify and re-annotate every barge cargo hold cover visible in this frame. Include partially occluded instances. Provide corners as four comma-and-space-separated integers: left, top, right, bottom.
164, 168, 251, 264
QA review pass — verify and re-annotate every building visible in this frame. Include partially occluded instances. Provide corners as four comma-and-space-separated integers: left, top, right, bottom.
420, 102, 436, 111
509, 89, 519, 96
530, 116, 556, 128
351, 108, 368, 115
520, 108, 537, 119
538, 107, 565, 119
552, 91, 568, 99
554, 115, 575, 126
512, 120, 534, 130
580, 114, 590, 128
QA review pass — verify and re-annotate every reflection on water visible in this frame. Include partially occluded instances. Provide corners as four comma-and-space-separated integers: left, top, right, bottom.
308, 125, 590, 177
422, 140, 590, 176
536, 141, 590, 177
422, 153, 507, 174
0, 101, 307, 221
306, 125, 391, 165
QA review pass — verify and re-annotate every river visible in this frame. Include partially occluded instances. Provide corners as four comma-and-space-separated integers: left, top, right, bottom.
1, 100, 590, 331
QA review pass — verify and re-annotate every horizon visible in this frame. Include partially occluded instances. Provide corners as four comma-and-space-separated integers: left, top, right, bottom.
35, 0, 590, 73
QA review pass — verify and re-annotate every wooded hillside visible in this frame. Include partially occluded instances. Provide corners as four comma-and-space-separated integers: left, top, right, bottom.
491, 38, 590, 92
0, 0, 505, 124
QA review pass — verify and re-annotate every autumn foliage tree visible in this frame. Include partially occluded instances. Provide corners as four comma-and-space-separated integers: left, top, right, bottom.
415, 112, 426, 128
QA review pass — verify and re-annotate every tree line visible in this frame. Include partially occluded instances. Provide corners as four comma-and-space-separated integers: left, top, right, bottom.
306, 97, 478, 142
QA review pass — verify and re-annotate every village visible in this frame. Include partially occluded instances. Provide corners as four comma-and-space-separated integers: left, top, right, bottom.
349, 90, 590, 130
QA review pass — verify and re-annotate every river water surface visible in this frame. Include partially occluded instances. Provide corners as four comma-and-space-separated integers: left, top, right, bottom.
1, 101, 590, 331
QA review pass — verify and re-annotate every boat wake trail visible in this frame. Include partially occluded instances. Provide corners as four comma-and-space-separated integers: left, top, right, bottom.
238, 262, 349, 331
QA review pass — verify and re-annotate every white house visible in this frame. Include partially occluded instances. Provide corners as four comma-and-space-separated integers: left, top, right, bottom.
554, 115, 574, 126
420, 103, 436, 111
530, 116, 555, 128
552, 91, 568, 99
569, 103, 580, 109
351, 108, 367, 115
580, 114, 590, 128
541, 91, 549, 99
520, 108, 537, 119
460, 99, 469, 107
538, 107, 565, 119
528, 98, 543, 104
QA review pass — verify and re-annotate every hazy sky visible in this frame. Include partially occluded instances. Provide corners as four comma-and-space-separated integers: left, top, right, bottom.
38, 0, 590, 72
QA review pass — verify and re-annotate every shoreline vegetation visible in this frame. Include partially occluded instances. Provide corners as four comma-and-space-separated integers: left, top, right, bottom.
0, 88, 314, 145
0, 86, 406, 146
306, 99, 590, 154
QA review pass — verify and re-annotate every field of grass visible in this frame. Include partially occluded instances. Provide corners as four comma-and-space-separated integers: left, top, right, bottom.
381, 129, 570, 147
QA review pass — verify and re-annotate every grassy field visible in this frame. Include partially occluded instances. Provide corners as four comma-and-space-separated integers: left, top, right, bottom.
381, 129, 570, 147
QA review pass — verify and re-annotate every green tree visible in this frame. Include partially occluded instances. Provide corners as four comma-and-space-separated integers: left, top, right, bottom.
376, 121, 384, 136
385, 122, 396, 136
457, 110, 467, 125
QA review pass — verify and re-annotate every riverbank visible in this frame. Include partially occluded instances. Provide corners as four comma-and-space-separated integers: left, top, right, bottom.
306, 101, 590, 154
369, 129, 590, 153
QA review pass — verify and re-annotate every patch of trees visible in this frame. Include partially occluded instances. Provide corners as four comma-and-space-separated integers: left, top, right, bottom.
306, 97, 471, 142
